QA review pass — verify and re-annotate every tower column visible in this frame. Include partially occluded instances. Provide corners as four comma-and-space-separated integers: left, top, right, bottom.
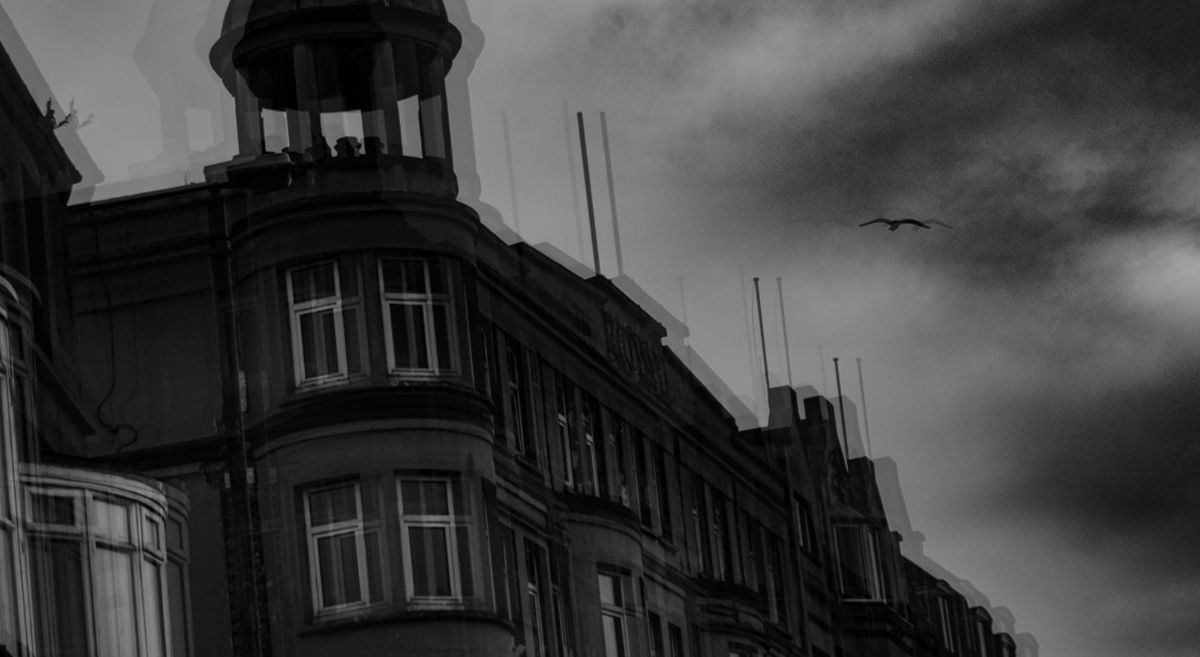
287, 43, 321, 156
367, 41, 404, 156
233, 72, 264, 157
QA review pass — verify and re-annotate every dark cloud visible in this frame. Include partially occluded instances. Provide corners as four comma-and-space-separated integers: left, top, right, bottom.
569, 1, 1200, 286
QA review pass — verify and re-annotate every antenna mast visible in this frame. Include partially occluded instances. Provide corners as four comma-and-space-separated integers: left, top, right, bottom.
562, 100, 586, 260
753, 277, 770, 398
576, 112, 601, 275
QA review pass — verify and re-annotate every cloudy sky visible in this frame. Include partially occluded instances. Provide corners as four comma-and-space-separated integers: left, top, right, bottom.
6, 0, 1200, 654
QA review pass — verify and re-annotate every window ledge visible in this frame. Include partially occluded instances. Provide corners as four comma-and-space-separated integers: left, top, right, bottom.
299, 607, 511, 637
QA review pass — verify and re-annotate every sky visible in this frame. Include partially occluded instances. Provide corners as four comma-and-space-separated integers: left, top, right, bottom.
4, 0, 1200, 655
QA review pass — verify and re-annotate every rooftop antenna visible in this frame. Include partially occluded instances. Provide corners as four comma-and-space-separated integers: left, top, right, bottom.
576, 112, 602, 275
776, 277, 793, 386
833, 356, 849, 464
857, 357, 872, 458
599, 112, 625, 277
562, 100, 586, 260
753, 277, 770, 398
501, 110, 521, 233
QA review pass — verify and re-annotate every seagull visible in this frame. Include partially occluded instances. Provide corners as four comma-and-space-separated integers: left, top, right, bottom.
859, 217, 953, 231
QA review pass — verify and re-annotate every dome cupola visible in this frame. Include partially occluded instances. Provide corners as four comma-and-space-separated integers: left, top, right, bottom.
209, 0, 461, 180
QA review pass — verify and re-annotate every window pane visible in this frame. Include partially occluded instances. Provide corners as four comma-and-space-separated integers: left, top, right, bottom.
343, 305, 363, 375
401, 480, 449, 516
167, 518, 186, 553
598, 574, 619, 606
317, 533, 362, 607
455, 525, 473, 598
360, 481, 378, 521
426, 260, 446, 293
30, 538, 88, 657
291, 262, 337, 303
602, 614, 625, 657
31, 493, 75, 526
0, 531, 17, 651
92, 498, 131, 542
93, 547, 138, 657
381, 259, 427, 294
167, 561, 190, 657
390, 303, 429, 370
309, 486, 359, 527
142, 560, 166, 657
365, 530, 384, 603
300, 309, 341, 378
143, 516, 162, 551
432, 303, 453, 370
409, 526, 451, 597
449, 479, 465, 515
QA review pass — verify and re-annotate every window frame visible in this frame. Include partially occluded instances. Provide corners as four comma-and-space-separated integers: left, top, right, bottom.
598, 572, 629, 657
286, 260, 353, 388
22, 479, 171, 657
378, 257, 460, 376
396, 475, 477, 607
302, 480, 386, 617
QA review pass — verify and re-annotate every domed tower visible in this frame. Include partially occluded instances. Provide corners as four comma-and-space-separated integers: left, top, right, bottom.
200, 3, 505, 656
207, 0, 462, 195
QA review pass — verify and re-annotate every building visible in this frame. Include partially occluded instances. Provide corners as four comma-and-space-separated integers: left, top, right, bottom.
0, 1, 1036, 657
0, 9, 191, 657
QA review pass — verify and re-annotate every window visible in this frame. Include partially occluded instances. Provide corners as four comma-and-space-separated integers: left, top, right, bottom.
525, 540, 548, 657
938, 597, 956, 651
690, 475, 710, 575
286, 260, 365, 387
581, 396, 606, 498
549, 542, 573, 657
379, 257, 459, 375
794, 499, 816, 556
608, 414, 630, 506
668, 624, 684, 657
768, 535, 788, 626
555, 374, 578, 490
303, 481, 385, 615
977, 620, 991, 657
503, 336, 528, 454
635, 435, 652, 527
0, 313, 21, 654
527, 354, 546, 462
711, 491, 731, 581
397, 477, 475, 605
598, 573, 628, 657
833, 524, 887, 601
648, 611, 664, 657
497, 526, 521, 624
653, 445, 672, 541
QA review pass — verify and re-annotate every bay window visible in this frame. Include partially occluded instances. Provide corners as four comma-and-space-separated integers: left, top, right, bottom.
397, 476, 475, 605
21, 467, 182, 657
303, 480, 385, 615
286, 260, 365, 387
379, 257, 459, 375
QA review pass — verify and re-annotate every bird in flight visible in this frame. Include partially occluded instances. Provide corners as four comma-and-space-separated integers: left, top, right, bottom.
860, 217, 953, 231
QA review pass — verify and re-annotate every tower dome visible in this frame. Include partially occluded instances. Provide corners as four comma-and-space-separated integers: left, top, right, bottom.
208, 0, 462, 187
